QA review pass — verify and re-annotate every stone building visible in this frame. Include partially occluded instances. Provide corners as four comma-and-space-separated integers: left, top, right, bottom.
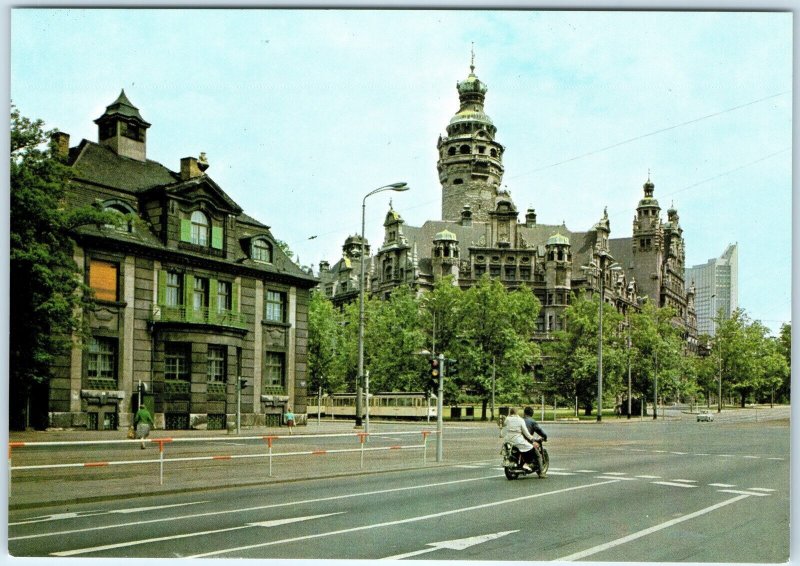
48, 90, 317, 430
319, 61, 698, 343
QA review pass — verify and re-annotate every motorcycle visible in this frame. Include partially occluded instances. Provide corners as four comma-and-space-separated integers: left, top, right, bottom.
501, 437, 549, 480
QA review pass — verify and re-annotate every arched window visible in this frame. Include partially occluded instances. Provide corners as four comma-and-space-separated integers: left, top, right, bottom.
191, 211, 209, 246
453, 178, 464, 185
104, 203, 134, 233
252, 239, 272, 263
448, 147, 456, 156
459, 145, 470, 154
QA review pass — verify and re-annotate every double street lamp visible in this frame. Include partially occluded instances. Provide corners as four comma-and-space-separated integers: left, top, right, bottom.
582, 248, 621, 422
356, 182, 409, 428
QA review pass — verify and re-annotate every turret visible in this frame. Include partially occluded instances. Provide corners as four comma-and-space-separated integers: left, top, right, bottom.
94, 90, 151, 162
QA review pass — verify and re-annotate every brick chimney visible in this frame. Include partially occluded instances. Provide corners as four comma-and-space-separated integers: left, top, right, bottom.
180, 157, 203, 180
51, 131, 70, 159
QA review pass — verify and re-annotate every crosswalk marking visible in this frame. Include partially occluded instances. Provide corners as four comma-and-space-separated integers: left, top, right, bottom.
652, 481, 697, 488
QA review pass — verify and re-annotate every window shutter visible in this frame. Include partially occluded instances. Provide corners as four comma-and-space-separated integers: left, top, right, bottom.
209, 279, 219, 322
180, 219, 192, 242
211, 226, 223, 249
157, 270, 167, 305
184, 274, 194, 321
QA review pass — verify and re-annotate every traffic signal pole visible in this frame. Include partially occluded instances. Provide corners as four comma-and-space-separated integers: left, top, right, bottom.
437, 354, 444, 462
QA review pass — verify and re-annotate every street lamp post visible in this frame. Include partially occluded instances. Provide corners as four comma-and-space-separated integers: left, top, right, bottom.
711, 293, 722, 413
357, 182, 409, 428
582, 249, 620, 422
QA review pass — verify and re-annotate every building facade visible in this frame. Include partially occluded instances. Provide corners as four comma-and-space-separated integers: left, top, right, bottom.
685, 243, 739, 337
48, 91, 317, 431
320, 61, 698, 343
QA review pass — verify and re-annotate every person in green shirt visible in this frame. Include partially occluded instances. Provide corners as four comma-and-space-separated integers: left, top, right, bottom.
284, 406, 295, 435
134, 406, 154, 449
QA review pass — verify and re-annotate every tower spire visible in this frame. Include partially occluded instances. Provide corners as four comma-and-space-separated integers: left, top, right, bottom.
470, 42, 475, 73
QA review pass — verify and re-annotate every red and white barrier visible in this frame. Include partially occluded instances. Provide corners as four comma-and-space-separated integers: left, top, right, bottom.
8, 430, 437, 490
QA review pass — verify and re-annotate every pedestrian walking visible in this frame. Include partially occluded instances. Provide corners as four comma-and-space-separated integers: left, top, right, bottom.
134, 405, 154, 449
284, 406, 295, 435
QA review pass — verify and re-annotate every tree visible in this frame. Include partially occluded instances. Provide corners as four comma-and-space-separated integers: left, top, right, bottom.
775, 323, 791, 402
454, 276, 541, 418
10, 106, 119, 430
362, 286, 427, 392
543, 290, 624, 416
307, 291, 346, 394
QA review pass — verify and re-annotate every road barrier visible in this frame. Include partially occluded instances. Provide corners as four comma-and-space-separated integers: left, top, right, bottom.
8, 430, 436, 492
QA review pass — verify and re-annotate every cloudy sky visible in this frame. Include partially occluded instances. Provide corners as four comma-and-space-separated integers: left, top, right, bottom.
9, 7, 793, 334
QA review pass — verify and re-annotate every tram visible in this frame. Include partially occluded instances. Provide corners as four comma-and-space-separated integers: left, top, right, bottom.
307, 392, 437, 420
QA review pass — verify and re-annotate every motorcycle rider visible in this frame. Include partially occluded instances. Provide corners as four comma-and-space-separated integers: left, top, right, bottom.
500, 407, 537, 472
523, 406, 548, 478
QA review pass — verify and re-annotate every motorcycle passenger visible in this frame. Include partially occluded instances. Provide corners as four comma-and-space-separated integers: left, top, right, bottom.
523, 406, 547, 478
500, 407, 536, 472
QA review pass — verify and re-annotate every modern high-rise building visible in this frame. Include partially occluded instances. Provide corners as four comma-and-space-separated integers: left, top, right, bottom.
685, 243, 738, 337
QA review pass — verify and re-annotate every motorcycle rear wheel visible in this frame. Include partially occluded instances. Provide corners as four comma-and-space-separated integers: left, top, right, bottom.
504, 468, 518, 480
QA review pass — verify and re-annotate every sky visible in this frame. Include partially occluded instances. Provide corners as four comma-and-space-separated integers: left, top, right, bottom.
7, 7, 794, 335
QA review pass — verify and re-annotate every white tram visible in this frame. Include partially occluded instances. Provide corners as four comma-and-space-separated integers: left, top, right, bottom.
308, 392, 437, 420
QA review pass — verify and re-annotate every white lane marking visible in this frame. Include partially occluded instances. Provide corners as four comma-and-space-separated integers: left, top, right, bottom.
555, 494, 751, 561
669, 479, 698, 483
748, 488, 776, 492
600, 472, 628, 476
9, 501, 210, 526
717, 454, 734, 457
651, 481, 697, 488
51, 513, 344, 557
10, 473, 501, 541
694, 453, 710, 456
546, 471, 576, 476
653, 450, 667, 453
635, 475, 661, 479
743, 456, 760, 459
381, 530, 518, 560
188, 479, 624, 558
670, 452, 688, 455
574, 469, 599, 473
767, 457, 784, 460
709, 483, 736, 488
455, 465, 481, 468
596, 476, 637, 481
717, 489, 770, 497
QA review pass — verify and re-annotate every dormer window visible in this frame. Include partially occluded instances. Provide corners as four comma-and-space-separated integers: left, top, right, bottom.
191, 211, 209, 246
252, 238, 272, 263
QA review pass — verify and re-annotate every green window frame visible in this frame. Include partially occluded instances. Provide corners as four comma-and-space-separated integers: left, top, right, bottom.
264, 352, 285, 389
265, 290, 285, 322
165, 343, 190, 381
207, 345, 226, 383
87, 336, 116, 380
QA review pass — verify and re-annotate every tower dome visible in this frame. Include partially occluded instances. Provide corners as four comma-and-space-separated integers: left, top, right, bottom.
546, 232, 570, 247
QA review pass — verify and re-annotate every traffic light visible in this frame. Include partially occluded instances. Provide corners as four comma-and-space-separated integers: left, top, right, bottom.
446, 358, 458, 377
430, 357, 440, 378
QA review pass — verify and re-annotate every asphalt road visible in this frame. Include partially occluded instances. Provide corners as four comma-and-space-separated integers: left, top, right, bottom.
7, 411, 790, 562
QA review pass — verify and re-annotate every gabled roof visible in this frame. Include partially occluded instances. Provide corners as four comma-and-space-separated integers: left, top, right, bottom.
159, 175, 243, 215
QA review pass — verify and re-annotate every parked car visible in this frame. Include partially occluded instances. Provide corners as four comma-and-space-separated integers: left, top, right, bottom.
697, 411, 714, 422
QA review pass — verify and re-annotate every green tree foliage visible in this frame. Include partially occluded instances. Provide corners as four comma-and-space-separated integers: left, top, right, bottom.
775, 323, 791, 401
10, 106, 120, 429
543, 290, 624, 415
453, 276, 541, 418
307, 291, 346, 394
363, 285, 428, 392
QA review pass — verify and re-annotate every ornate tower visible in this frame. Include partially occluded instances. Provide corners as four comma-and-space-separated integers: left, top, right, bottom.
631, 176, 664, 303
544, 233, 572, 332
431, 229, 460, 284
437, 51, 505, 222
662, 203, 688, 317
94, 90, 151, 162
